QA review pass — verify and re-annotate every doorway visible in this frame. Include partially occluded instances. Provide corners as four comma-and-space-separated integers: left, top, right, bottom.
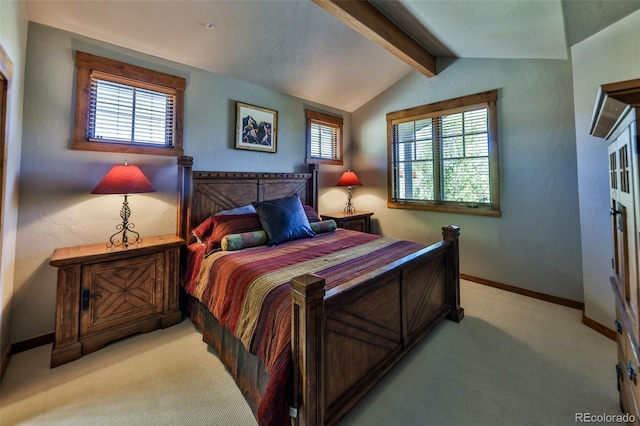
0, 44, 12, 271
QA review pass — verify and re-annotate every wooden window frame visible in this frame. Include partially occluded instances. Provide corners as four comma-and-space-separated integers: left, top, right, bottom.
72, 51, 185, 157
387, 89, 500, 217
306, 110, 343, 165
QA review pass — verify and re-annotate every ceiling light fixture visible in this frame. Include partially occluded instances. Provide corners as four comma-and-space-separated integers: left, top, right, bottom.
205, 22, 215, 30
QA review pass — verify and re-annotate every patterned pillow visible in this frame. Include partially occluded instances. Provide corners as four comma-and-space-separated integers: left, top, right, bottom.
221, 230, 268, 251
220, 220, 336, 252
203, 213, 263, 254
254, 195, 314, 246
310, 220, 337, 234
192, 216, 216, 243
192, 205, 260, 243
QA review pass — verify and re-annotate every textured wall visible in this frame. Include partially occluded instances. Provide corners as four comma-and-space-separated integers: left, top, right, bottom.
352, 57, 583, 302
572, 10, 640, 327
13, 23, 350, 342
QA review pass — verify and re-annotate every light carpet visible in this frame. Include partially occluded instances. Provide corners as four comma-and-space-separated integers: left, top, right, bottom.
0, 280, 618, 425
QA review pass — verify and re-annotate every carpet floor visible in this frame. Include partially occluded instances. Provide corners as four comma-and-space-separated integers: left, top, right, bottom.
0, 280, 618, 425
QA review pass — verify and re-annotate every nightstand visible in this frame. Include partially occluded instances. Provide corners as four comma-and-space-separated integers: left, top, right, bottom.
49, 234, 184, 367
320, 211, 373, 234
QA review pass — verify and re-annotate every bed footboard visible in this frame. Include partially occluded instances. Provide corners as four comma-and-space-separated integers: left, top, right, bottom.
290, 225, 462, 425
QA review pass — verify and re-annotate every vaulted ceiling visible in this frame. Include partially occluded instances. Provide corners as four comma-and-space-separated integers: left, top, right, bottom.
25, 0, 640, 112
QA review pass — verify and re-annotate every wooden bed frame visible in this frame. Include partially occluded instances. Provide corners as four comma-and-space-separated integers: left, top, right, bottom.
176, 156, 463, 425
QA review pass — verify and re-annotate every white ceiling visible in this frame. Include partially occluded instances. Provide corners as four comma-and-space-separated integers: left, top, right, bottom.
25, 0, 640, 112
398, 0, 568, 59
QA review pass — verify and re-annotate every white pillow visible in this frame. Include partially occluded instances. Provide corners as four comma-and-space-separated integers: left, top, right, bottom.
214, 204, 256, 216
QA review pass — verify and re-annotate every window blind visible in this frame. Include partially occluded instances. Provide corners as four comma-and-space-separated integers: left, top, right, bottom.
391, 118, 435, 201
391, 105, 490, 205
440, 108, 490, 204
309, 121, 340, 161
88, 76, 175, 146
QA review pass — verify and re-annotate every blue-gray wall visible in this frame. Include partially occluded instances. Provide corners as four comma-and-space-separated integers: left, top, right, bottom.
351, 57, 583, 302
12, 13, 640, 343
13, 22, 350, 342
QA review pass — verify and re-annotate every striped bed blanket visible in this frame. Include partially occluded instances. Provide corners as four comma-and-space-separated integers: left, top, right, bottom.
183, 228, 425, 425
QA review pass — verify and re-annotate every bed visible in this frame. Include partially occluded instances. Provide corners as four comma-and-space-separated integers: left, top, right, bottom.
176, 156, 463, 425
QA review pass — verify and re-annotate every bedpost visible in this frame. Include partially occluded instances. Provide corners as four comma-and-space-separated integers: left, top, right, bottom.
177, 156, 193, 241
290, 273, 325, 426
442, 225, 464, 323
307, 163, 319, 211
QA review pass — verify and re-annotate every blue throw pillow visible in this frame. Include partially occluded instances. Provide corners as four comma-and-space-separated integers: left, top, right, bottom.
254, 195, 315, 246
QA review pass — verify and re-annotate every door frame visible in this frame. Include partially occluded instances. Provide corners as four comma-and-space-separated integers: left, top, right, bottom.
0, 44, 13, 266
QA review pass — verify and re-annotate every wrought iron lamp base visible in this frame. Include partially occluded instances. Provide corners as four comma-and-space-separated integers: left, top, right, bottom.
343, 186, 357, 215
107, 195, 142, 248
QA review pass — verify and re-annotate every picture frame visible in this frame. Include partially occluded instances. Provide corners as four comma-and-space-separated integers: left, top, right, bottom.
235, 102, 278, 153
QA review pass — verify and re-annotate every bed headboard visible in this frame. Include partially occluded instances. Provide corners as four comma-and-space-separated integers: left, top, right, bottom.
177, 156, 319, 242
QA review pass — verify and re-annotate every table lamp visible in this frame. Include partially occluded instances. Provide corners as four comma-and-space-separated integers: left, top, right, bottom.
336, 170, 362, 215
92, 160, 156, 248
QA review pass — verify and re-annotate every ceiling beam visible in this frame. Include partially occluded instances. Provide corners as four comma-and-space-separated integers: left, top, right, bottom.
312, 0, 437, 77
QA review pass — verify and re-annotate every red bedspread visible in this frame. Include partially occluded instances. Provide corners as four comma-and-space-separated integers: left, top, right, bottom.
183, 228, 425, 425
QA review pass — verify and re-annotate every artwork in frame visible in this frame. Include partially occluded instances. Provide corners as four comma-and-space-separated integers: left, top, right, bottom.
235, 102, 278, 153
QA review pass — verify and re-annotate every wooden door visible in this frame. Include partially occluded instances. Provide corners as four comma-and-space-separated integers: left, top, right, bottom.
631, 118, 640, 339
80, 253, 163, 336
609, 124, 639, 336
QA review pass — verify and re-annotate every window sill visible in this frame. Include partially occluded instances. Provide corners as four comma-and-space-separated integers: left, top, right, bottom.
387, 201, 501, 217
306, 158, 343, 166
71, 140, 183, 157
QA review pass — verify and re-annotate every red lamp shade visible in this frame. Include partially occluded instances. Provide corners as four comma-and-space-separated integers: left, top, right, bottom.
92, 162, 156, 195
336, 170, 362, 187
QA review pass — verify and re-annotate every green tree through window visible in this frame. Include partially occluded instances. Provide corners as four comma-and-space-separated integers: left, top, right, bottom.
387, 90, 500, 216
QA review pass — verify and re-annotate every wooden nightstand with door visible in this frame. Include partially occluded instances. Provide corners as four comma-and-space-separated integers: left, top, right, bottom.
320, 211, 374, 234
49, 234, 184, 367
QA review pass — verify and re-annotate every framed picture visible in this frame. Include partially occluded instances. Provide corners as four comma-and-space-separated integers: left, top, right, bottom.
235, 102, 278, 153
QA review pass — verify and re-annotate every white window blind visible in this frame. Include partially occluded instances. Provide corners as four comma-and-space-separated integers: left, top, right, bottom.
306, 110, 343, 165
88, 75, 175, 146
441, 108, 490, 203
391, 106, 491, 205
391, 118, 435, 201
309, 121, 340, 161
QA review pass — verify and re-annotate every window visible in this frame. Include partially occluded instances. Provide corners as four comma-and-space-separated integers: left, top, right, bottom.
387, 90, 500, 216
306, 110, 343, 165
72, 51, 186, 156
